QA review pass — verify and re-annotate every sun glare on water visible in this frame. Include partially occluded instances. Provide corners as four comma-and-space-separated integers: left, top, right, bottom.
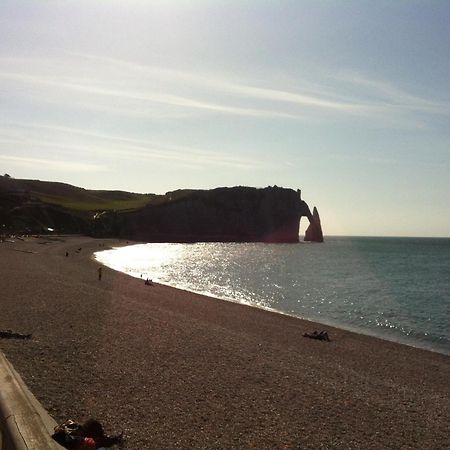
95, 243, 182, 281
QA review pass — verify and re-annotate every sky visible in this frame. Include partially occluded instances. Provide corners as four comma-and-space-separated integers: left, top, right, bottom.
0, 0, 449, 237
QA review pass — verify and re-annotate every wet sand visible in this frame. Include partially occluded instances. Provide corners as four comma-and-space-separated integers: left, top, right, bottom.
0, 236, 449, 449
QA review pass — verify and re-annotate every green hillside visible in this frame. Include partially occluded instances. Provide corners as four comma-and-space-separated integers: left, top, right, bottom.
0, 176, 157, 211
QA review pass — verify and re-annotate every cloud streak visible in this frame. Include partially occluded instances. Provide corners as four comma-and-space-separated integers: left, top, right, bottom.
0, 122, 271, 170
0, 69, 300, 120
69, 53, 450, 118
4, 53, 446, 125
70, 53, 370, 113
334, 71, 450, 115
0, 154, 107, 172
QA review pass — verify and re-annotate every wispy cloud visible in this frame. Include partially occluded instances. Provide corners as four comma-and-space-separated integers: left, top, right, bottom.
0, 154, 107, 172
333, 70, 450, 115
71, 53, 370, 113
1, 53, 449, 179
5, 52, 444, 125
0, 68, 300, 120
0, 122, 271, 170
69, 53, 450, 119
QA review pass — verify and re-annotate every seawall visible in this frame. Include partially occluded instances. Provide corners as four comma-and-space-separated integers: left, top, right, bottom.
0, 352, 59, 450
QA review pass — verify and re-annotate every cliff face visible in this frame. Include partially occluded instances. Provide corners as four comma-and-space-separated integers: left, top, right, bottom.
304, 206, 324, 243
1, 177, 323, 243
94, 186, 322, 243
0, 191, 90, 234
130, 186, 303, 242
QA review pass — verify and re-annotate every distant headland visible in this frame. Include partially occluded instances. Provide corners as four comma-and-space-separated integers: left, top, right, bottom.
0, 175, 323, 243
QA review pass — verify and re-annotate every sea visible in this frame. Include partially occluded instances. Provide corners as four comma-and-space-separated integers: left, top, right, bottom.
95, 236, 450, 356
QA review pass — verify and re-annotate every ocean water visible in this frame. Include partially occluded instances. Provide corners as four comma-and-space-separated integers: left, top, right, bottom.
95, 237, 450, 355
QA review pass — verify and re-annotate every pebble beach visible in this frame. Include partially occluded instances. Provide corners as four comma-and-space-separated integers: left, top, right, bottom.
1, 236, 449, 449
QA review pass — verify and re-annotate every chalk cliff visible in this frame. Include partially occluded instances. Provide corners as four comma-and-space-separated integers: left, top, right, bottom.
304, 206, 324, 243
1, 177, 323, 243
94, 186, 323, 243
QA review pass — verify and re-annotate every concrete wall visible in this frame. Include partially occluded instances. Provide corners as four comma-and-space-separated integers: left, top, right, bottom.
0, 352, 60, 450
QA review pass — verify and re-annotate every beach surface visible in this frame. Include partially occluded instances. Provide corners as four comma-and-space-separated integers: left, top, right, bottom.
0, 236, 449, 450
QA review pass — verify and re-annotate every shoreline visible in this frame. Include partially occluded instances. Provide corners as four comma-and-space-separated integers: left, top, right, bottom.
94, 241, 450, 358
1, 236, 449, 449
106, 275, 450, 358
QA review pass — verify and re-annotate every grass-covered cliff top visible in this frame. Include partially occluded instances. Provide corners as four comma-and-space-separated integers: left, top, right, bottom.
0, 175, 157, 211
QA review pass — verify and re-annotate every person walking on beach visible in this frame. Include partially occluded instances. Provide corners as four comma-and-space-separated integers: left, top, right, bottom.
98, 267, 102, 281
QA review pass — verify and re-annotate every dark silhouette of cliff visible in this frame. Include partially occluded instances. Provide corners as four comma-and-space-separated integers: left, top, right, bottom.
93, 186, 324, 243
304, 206, 324, 242
0, 176, 323, 243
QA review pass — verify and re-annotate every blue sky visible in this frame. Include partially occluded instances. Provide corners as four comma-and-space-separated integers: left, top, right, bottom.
1, 0, 449, 237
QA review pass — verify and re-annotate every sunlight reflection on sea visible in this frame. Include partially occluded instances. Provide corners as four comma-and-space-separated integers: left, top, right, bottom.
95, 237, 450, 355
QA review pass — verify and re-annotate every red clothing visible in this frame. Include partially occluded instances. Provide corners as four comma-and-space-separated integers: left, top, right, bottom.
80, 437, 96, 449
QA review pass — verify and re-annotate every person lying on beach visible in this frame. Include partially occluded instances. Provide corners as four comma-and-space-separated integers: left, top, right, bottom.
303, 330, 330, 341
52, 418, 123, 449
0, 329, 32, 339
